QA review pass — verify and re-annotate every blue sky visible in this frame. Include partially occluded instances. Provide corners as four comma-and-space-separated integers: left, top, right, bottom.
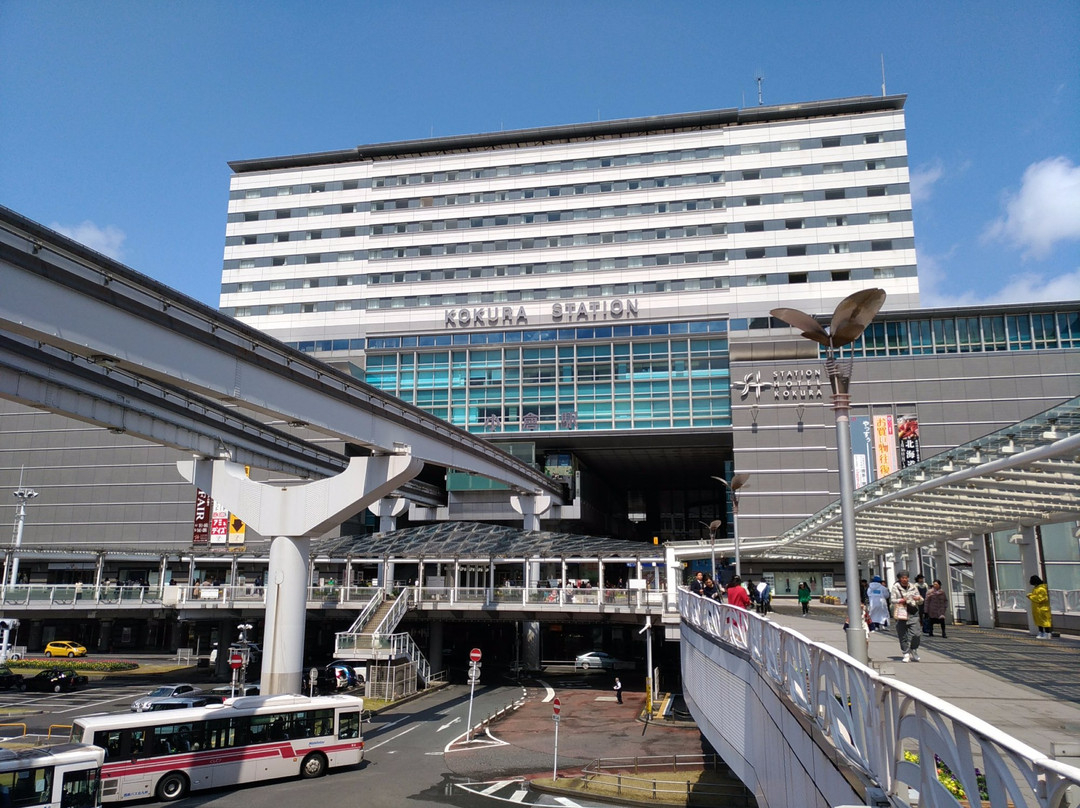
2, 2, 1078, 310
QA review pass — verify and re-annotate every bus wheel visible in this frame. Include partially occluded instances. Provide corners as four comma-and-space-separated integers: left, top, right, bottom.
300, 752, 327, 778
156, 772, 189, 801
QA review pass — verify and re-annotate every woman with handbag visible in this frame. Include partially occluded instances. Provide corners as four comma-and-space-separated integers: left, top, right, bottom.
889, 570, 925, 663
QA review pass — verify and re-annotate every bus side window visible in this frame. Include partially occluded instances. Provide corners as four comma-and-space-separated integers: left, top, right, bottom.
338, 712, 359, 740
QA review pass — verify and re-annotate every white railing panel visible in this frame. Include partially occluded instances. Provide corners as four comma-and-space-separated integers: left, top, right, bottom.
678, 587, 1080, 808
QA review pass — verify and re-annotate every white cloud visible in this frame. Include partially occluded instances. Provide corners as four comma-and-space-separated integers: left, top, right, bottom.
50, 220, 127, 261
909, 160, 944, 204
920, 264, 1080, 308
983, 157, 1080, 259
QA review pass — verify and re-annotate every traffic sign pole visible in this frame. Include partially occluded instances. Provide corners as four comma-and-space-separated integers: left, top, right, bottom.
465, 648, 481, 742
552, 697, 561, 779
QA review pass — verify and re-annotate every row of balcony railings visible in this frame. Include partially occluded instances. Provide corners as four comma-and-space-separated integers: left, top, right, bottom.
677, 588, 1080, 808
0, 582, 669, 611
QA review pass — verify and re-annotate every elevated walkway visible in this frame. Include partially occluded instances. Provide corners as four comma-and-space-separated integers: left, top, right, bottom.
678, 590, 1080, 808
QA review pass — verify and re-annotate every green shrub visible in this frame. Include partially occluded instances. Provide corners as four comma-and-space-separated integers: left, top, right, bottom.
10, 659, 138, 672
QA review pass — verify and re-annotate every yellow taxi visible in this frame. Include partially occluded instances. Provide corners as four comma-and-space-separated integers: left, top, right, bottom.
43, 641, 87, 658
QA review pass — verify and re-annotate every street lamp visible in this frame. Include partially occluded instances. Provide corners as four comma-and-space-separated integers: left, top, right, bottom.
5, 485, 39, 591
710, 473, 750, 579
771, 289, 886, 665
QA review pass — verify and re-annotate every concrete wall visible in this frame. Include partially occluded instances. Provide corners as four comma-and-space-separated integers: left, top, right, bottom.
681, 621, 864, 808
731, 341, 1080, 543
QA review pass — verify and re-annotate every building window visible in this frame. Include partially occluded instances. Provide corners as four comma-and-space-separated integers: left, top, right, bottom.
789, 272, 808, 283
825, 189, 846, 200
864, 133, 882, 144
782, 166, 802, 177
744, 221, 764, 232
783, 193, 804, 203
821, 136, 841, 148
780, 141, 800, 151
786, 245, 807, 257
867, 186, 887, 197
871, 240, 893, 251
826, 215, 847, 227
868, 212, 889, 224
822, 163, 843, 174
829, 243, 850, 254
747, 275, 767, 286
785, 219, 804, 230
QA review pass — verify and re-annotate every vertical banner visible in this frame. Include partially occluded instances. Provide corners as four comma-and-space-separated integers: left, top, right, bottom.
873, 415, 897, 480
850, 416, 874, 489
192, 489, 212, 546
897, 415, 921, 467
210, 500, 229, 546
228, 514, 247, 550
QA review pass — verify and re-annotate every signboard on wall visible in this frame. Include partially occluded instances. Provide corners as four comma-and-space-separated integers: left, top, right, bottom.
873, 415, 897, 480
210, 501, 229, 546
192, 489, 212, 546
850, 416, 874, 489
898, 415, 921, 467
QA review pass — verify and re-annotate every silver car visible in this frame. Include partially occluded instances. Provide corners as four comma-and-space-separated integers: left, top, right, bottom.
574, 651, 618, 671
131, 683, 203, 712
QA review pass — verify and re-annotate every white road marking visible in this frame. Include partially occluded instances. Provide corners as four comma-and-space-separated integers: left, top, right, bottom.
537, 678, 556, 702
365, 724, 417, 751
480, 780, 513, 795
554, 797, 583, 806
509, 789, 528, 802
437, 716, 461, 732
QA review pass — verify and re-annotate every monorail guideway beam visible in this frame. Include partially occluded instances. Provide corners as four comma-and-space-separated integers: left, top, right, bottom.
179, 452, 423, 695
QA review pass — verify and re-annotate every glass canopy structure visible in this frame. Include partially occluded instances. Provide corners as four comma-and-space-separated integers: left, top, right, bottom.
761, 396, 1080, 560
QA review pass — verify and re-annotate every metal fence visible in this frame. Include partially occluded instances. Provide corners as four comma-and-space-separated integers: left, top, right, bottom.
679, 589, 1080, 808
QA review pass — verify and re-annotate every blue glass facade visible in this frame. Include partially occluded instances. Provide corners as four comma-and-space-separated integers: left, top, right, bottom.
364, 319, 730, 434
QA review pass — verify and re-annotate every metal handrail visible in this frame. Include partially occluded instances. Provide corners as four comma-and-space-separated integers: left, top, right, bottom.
373, 589, 410, 636
678, 588, 1080, 808
346, 589, 385, 633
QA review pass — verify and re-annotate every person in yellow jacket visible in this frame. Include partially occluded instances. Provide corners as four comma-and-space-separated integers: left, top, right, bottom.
1027, 575, 1053, 639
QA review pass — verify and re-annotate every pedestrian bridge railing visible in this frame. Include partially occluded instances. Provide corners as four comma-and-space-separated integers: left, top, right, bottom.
678, 588, 1080, 808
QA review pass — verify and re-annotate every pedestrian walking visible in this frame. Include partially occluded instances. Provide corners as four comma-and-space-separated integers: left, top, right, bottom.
866, 576, 889, 632
726, 576, 750, 609
797, 581, 812, 615
889, 570, 925, 662
1027, 575, 1053, 638
923, 579, 949, 637
613, 677, 623, 704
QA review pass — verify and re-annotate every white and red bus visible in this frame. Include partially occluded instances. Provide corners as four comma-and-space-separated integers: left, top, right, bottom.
0, 743, 104, 808
70, 694, 363, 802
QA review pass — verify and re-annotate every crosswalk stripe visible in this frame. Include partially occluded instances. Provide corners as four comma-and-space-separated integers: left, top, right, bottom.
480, 780, 513, 795
509, 789, 529, 802
553, 797, 582, 807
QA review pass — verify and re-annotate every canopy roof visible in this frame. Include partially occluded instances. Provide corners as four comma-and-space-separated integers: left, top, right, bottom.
317, 521, 663, 561
762, 396, 1080, 560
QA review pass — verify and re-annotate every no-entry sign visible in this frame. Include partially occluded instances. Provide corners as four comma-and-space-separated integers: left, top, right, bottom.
552, 697, 561, 717
469, 647, 482, 663
230, 651, 243, 670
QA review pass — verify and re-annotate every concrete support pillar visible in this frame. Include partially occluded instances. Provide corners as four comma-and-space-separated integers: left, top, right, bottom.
368, 497, 407, 534
968, 534, 996, 629
1017, 525, 1041, 635
523, 621, 541, 670
428, 620, 444, 675
168, 620, 183, 651
261, 535, 311, 694
96, 620, 111, 654
510, 493, 551, 532
933, 539, 954, 622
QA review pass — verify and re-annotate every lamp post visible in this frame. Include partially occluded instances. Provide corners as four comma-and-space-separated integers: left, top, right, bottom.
711, 473, 750, 578
771, 289, 886, 665
5, 485, 39, 591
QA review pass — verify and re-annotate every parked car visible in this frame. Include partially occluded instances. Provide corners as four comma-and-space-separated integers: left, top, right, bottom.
147, 696, 217, 711
317, 661, 364, 694
210, 684, 260, 699
43, 641, 87, 658
0, 666, 25, 691
25, 668, 88, 692
574, 651, 620, 671
131, 684, 203, 712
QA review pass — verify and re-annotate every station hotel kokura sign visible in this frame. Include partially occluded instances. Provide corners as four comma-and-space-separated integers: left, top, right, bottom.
444, 298, 639, 328
733, 369, 823, 401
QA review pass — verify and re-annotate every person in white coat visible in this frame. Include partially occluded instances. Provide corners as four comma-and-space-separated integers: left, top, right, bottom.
866, 575, 890, 631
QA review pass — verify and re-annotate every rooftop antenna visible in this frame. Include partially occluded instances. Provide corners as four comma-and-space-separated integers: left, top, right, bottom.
880, 54, 887, 97
755, 72, 764, 106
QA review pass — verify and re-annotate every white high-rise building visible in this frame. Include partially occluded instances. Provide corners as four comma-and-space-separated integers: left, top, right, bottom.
219, 95, 919, 539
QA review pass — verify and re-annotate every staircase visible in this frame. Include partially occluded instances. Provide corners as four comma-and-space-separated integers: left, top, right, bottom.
334, 589, 433, 687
